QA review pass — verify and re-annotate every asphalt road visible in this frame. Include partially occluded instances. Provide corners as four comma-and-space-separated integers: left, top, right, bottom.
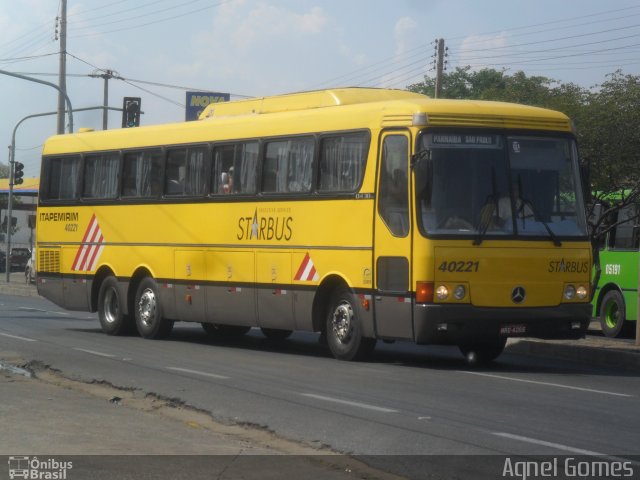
1, 293, 639, 478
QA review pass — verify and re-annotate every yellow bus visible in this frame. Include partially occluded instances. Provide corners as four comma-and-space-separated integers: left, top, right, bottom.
36, 88, 592, 363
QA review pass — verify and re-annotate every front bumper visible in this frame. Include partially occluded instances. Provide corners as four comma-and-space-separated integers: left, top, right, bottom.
413, 303, 591, 345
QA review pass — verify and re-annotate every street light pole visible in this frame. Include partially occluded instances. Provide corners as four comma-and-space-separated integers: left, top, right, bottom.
0, 70, 74, 133
57, 0, 68, 134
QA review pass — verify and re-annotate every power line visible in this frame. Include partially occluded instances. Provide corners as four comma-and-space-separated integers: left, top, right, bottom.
69, 0, 208, 32
69, 0, 231, 38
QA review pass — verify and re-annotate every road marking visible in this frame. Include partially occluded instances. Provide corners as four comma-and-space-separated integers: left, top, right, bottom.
460, 371, 632, 398
166, 367, 229, 380
0, 332, 37, 342
73, 348, 116, 358
18, 307, 72, 317
492, 432, 605, 456
300, 393, 398, 413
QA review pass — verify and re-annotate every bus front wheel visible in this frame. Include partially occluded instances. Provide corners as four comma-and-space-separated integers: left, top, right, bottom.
599, 290, 628, 338
135, 277, 173, 339
326, 287, 375, 361
459, 338, 507, 365
98, 276, 133, 335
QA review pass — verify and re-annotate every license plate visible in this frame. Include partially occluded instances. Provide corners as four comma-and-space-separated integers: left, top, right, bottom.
500, 324, 527, 336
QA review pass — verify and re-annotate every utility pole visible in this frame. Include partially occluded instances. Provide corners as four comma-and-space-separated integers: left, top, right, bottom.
56, 0, 67, 134
434, 38, 446, 99
89, 70, 119, 130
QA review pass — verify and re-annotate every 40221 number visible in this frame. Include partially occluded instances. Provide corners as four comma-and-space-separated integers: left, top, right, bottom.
438, 261, 479, 273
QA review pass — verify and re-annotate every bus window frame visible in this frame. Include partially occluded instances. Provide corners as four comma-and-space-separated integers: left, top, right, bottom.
261, 134, 316, 197
39, 153, 83, 204
608, 203, 640, 252
163, 143, 211, 199
210, 138, 262, 198
121, 147, 165, 201
80, 150, 122, 202
316, 129, 371, 196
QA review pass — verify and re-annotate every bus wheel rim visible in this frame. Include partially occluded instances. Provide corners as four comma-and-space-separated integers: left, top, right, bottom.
605, 302, 619, 329
104, 288, 119, 325
331, 301, 354, 343
138, 288, 157, 327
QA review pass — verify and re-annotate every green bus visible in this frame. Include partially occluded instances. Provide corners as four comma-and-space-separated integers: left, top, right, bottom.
592, 200, 639, 337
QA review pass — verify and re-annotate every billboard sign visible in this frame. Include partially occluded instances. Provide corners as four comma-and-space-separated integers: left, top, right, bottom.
185, 91, 230, 121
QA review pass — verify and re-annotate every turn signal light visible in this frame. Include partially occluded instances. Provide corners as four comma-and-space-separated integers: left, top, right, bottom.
416, 281, 434, 304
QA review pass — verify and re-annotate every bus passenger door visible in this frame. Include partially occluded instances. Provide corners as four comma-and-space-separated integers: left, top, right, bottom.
373, 131, 413, 340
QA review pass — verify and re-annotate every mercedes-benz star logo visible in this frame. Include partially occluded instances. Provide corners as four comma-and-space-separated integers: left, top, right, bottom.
511, 286, 526, 304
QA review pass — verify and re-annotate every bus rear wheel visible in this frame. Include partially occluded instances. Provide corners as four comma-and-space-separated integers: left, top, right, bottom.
98, 276, 133, 335
599, 290, 628, 338
326, 287, 375, 361
459, 338, 507, 365
135, 277, 173, 339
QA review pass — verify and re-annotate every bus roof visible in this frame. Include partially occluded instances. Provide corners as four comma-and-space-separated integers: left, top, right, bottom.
43, 88, 573, 155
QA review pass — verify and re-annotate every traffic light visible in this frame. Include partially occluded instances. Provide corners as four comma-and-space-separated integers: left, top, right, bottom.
13, 161, 24, 185
122, 97, 141, 128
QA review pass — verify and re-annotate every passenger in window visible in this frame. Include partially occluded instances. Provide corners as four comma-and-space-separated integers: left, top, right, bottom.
223, 166, 234, 193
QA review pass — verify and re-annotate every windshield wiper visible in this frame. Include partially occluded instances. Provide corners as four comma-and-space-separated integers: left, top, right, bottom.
518, 197, 562, 247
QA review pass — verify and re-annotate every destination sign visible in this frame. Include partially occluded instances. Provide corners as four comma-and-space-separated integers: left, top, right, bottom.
428, 134, 500, 148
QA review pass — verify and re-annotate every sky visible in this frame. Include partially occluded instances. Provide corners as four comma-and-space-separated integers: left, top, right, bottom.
1, 0, 639, 177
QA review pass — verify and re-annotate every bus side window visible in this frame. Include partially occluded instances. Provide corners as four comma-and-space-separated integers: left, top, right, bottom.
165, 149, 186, 195
378, 135, 409, 237
82, 153, 119, 199
122, 150, 163, 198
318, 133, 368, 192
263, 138, 314, 194
611, 205, 640, 250
212, 145, 235, 194
234, 142, 259, 194
184, 146, 208, 196
44, 156, 81, 200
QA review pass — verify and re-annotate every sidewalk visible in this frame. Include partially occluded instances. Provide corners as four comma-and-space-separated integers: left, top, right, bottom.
0, 271, 39, 297
0, 363, 396, 480
1, 274, 638, 371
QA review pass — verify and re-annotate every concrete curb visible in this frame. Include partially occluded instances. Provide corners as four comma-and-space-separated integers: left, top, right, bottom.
507, 339, 640, 371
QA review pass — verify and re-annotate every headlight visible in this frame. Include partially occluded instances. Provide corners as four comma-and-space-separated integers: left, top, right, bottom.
453, 285, 466, 300
576, 285, 588, 300
436, 285, 449, 300
563, 285, 576, 300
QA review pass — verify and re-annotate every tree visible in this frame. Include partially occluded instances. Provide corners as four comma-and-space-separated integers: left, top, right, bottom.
0, 161, 8, 179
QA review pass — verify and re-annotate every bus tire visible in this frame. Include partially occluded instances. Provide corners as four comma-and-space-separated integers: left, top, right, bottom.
201, 323, 250, 338
599, 290, 627, 338
326, 287, 376, 361
261, 328, 292, 341
459, 338, 507, 365
135, 277, 173, 339
98, 276, 133, 335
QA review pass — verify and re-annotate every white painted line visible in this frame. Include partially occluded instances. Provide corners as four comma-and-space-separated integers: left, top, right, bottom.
460, 371, 632, 398
18, 307, 48, 313
166, 367, 229, 380
492, 432, 605, 456
73, 348, 116, 358
300, 393, 398, 413
0, 332, 37, 342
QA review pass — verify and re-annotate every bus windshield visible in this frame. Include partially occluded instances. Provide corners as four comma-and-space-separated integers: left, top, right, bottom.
415, 132, 588, 239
